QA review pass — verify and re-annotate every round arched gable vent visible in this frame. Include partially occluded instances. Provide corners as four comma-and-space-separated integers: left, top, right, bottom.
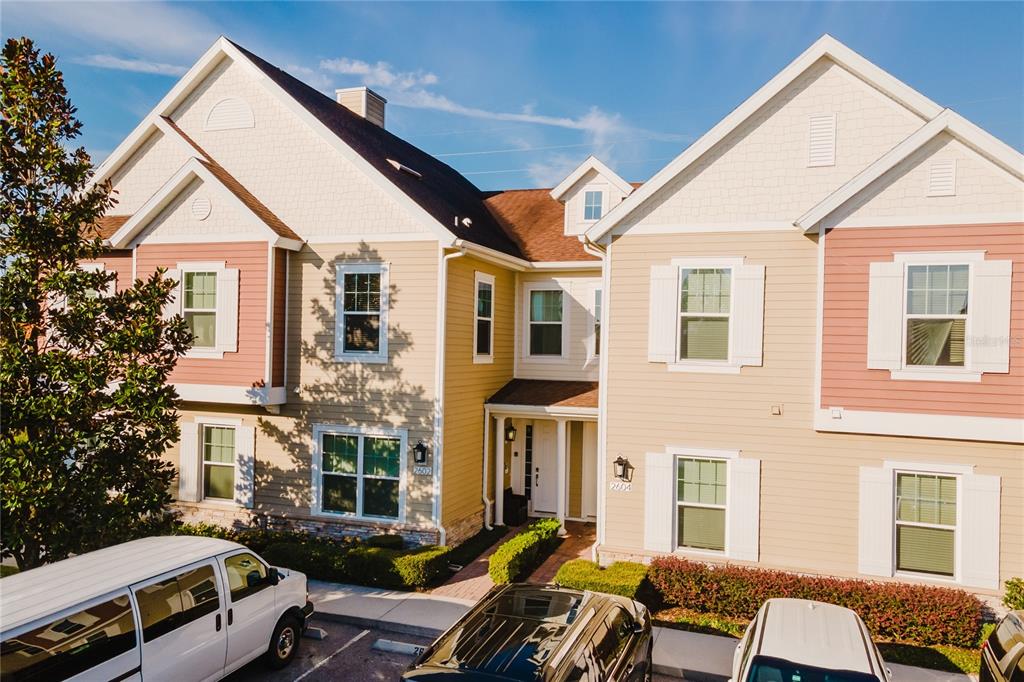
204, 97, 255, 131
191, 196, 212, 221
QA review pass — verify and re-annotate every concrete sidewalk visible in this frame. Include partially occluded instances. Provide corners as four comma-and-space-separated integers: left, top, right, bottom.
308, 581, 972, 682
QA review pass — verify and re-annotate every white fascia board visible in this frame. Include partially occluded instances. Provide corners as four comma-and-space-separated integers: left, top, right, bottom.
89, 39, 233, 190
529, 260, 602, 271
220, 40, 461, 249
585, 34, 943, 244
550, 155, 633, 201
797, 110, 1024, 233
109, 158, 282, 248
453, 239, 530, 271
176, 383, 286, 405
486, 403, 598, 419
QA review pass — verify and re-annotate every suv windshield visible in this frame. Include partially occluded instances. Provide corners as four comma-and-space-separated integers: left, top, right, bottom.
748, 657, 881, 682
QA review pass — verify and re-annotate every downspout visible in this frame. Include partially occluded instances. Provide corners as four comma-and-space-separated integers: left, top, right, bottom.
432, 244, 466, 546
580, 236, 608, 562
481, 405, 493, 530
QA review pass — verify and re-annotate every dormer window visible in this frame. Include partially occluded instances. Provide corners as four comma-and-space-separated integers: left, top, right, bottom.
584, 191, 603, 221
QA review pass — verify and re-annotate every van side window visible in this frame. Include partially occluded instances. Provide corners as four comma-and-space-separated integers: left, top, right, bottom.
136, 564, 220, 642
0, 594, 136, 681
224, 553, 270, 602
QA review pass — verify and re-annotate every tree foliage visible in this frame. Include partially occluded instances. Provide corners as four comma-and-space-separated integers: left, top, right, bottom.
0, 37, 192, 569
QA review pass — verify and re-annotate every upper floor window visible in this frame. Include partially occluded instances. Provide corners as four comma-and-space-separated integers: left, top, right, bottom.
184, 271, 217, 349
583, 191, 603, 221
529, 289, 564, 356
316, 426, 404, 521
475, 272, 494, 362
335, 263, 389, 363
905, 264, 968, 368
679, 268, 731, 362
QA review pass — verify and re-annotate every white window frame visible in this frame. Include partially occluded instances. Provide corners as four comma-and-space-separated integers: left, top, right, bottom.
583, 190, 604, 222
195, 415, 242, 507
669, 447, 738, 559
669, 257, 743, 374
310, 424, 407, 523
886, 462, 965, 585
522, 282, 569, 362
335, 262, 389, 364
473, 271, 495, 364
178, 261, 225, 359
589, 287, 603, 361
891, 251, 982, 382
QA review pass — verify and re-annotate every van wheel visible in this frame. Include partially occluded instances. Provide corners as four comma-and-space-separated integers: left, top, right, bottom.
266, 615, 301, 669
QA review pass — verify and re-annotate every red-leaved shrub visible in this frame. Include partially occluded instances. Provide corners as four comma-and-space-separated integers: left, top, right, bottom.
648, 557, 981, 648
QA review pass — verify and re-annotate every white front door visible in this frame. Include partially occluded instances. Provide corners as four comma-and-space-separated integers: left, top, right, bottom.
220, 551, 278, 674
531, 420, 558, 514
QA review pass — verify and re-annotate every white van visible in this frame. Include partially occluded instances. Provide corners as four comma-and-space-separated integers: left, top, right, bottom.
0, 536, 313, 682
730, 598, 891, 682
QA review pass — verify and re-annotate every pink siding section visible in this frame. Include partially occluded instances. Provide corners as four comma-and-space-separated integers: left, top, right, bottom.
271, 248, 287, 388
82, 250, 133, 293
821, 224, 1024, 418
136, 242, 268, 388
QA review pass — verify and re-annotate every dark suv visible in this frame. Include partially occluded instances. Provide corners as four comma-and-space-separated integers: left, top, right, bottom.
981, 610, 1024, 682
403, 583, 653, 681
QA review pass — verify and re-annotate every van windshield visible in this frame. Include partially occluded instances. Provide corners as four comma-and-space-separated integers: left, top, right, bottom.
747, 657, 881, 682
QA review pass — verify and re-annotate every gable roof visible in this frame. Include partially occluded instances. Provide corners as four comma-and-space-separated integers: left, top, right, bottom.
85, 215, 131, 240
484, 189, 599, 262
585, 34, 944, 243
227, 41, 524, 258
796, 108, 1024, 232
549, 155, 634, 201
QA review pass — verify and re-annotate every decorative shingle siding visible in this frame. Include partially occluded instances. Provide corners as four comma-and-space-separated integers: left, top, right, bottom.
109, 129, 190, 215
620, 59, 925, 229
169, 57, 432, 241
137, 177, 267, 242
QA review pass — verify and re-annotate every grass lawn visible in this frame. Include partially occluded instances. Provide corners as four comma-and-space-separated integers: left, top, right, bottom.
653, 609, 992, 675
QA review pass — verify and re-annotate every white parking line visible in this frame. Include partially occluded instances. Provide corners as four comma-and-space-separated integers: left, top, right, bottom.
291, 628, 370, 682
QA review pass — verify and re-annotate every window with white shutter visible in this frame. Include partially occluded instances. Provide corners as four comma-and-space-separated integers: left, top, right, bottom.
648, 259, 764, 371
172, 261, 239, 358
808, 114, 837, 167
179, 418, 251, 507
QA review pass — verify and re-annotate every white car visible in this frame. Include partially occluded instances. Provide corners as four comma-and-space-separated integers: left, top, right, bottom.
0, 535, 313, 681
730, 598, 892, 682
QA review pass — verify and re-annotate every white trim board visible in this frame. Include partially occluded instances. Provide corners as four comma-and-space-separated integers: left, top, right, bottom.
586, 34, 943, 243
550, 155, 634, 201
175, 383, 286, 405
815, 407, 1023, 443
486, 404, 598, 419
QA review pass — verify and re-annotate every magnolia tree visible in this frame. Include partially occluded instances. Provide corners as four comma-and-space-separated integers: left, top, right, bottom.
0, 37, 192, 569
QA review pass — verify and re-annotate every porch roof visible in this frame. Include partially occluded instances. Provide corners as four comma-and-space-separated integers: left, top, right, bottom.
486, 379, 598, 409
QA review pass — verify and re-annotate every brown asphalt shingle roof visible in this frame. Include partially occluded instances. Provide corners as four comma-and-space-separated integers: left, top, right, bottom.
487, 379, 598, 409
229, 40, 524, 259
483, 189, 598, 263
86, 215, 131, 240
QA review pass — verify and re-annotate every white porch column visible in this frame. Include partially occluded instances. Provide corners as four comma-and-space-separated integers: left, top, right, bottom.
494, 415, 505, 525
556, 418, 567, 535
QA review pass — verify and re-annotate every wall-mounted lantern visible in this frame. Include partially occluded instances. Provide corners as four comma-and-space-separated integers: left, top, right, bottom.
613, 455, 633, 482
413, 440, 429, 465
504, 423, 517, 442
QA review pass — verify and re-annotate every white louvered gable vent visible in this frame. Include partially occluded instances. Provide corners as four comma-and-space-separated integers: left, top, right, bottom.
808, 114, 837, 167
205, 97, 255, 131
928, 160, 957, 197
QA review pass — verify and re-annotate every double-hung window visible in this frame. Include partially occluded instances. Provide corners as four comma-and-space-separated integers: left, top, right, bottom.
318, 427, 404, 521
675, 457, 727, 552
583, 191, 603, 221
202, 425, 235, 501
904, 264, 968, 368
895, 472, 957, 577
679, 268, 731, 361
335, 263, 389, 362
528, 289, 564, 357
183, 271, 217, 349
474, 272, 494, 361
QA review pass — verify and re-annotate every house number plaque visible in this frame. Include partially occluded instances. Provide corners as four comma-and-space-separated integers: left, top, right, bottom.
413, 465, 433, 476
608, 481, 632, 492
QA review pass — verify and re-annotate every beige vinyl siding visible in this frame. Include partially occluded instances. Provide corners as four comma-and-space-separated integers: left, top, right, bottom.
603, 230, 1023, 591
516, 271, 601, 381
442, 256, 515, 532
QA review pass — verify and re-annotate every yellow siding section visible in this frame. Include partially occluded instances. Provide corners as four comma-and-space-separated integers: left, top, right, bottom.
568, 422, 583, 518
603, 230, 1023, 589
441, 256, 515, 528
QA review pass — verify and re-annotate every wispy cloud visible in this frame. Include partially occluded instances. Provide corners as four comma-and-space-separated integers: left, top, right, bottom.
320, 57, 438, 90
72, 54, 187, 77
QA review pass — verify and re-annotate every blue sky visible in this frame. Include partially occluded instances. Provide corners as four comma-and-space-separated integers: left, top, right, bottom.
5, 1, 1023, 190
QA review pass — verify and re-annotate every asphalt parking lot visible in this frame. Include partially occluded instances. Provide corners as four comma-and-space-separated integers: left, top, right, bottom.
227, 618, 680, 682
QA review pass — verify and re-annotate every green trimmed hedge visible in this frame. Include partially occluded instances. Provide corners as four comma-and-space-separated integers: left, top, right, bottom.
488, 519, 561, 584
554, 560, 648, 600
649, 557, 982, 648
1005, 578, 1024, 609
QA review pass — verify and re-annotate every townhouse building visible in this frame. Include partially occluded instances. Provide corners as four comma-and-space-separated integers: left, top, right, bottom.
87, 35, 1022, 596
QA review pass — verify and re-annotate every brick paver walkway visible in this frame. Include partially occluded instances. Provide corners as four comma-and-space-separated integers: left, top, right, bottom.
528, 521, 596, 583
430, 527, 514, 601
